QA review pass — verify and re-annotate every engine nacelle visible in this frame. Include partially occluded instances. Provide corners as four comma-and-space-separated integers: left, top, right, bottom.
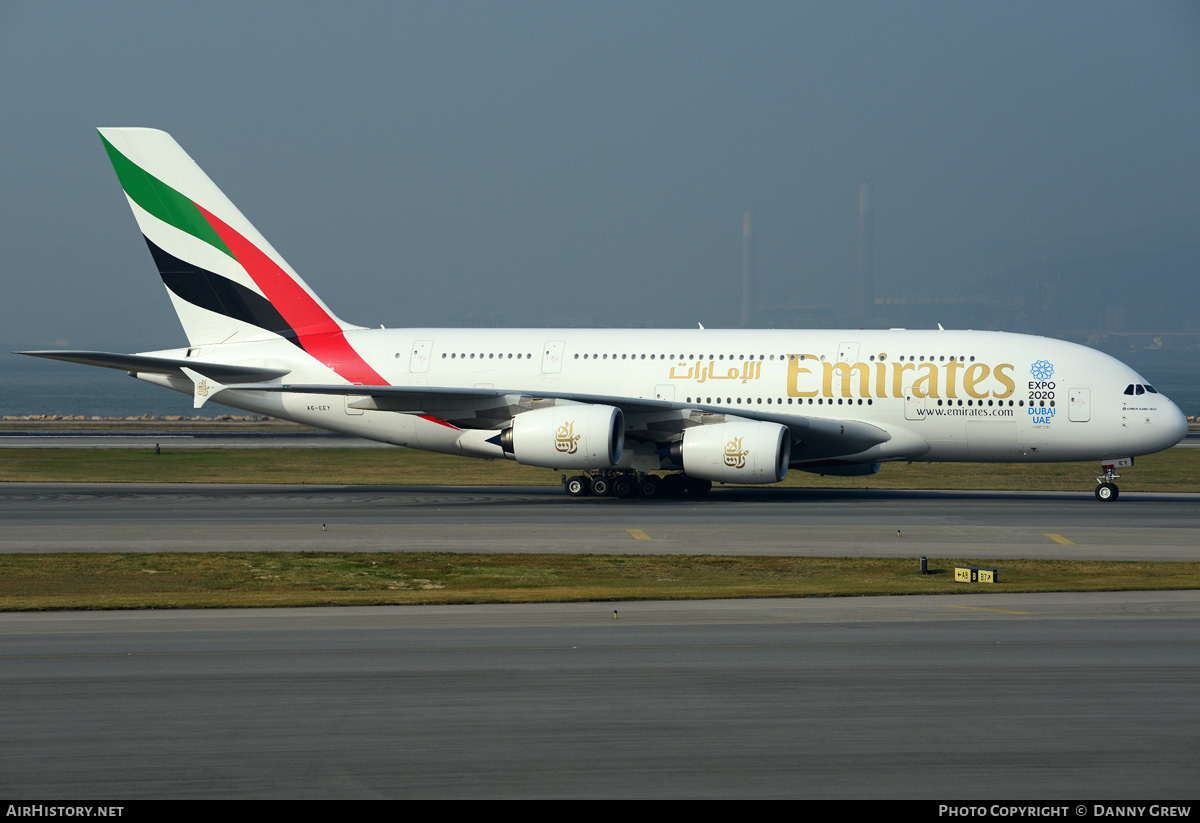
500, 405, 624, 469
673, 421, 790, 484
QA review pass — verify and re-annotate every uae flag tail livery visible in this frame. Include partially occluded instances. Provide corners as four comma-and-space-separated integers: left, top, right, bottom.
98, 128, 385, 386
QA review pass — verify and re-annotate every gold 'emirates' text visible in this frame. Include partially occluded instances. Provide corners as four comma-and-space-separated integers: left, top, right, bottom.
787, 355, 1016, 400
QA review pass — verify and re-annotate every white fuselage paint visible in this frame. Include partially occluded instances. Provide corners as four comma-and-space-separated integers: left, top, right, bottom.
136, 327, 1187, 471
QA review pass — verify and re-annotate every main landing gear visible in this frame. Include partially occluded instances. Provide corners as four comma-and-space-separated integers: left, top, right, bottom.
563, 471, 711, 500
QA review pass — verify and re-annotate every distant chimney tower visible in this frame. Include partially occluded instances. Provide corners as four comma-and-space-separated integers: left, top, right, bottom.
856, 182, 874, 327
741, 211, 754, 328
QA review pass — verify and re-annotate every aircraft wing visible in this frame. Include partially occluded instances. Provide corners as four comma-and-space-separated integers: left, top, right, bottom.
17, 350, 291, 383
227, 381, 892, 459
226, 381, 677, 414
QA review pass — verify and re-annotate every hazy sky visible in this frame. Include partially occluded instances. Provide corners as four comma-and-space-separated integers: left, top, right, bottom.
2, 1, 1198, 350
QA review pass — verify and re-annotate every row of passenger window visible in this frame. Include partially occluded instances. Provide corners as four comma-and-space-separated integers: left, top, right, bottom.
581, 353, 772, 361
685, 396, 877, 406
680, 397, 1033, 408
575, 353, 983, 362
936, 398, 1026, 406
427, 351, 987, 363
434, 353, 534, 360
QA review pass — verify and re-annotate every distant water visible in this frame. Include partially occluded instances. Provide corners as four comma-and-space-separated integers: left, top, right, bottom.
0, 353, 203, 418
2, 347, 1198, 418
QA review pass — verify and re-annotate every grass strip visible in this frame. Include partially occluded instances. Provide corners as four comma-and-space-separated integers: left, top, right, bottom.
1, 446, 1198, 492
1, 553, 1198, 611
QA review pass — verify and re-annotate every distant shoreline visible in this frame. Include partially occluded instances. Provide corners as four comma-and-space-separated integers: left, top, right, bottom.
0, 415, 311, 431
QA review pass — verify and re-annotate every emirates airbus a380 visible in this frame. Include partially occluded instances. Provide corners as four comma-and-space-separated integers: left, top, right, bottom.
22, 129, 1188, 501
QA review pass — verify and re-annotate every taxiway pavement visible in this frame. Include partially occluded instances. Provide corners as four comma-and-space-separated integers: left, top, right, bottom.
1, 483, 1197, 561
1, 592, 1197, 798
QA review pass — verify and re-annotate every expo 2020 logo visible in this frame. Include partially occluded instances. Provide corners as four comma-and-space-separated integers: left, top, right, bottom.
1030, 360, 1054, 380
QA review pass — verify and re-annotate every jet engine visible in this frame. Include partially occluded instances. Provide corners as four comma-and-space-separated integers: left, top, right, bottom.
499, 405, 624, 469
671, 421, 790, 484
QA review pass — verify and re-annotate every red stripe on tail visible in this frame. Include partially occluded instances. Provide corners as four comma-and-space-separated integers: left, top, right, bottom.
195, 203, 388, 386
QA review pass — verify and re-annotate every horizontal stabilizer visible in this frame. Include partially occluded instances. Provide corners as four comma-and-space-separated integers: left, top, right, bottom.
17, 350, 290, 384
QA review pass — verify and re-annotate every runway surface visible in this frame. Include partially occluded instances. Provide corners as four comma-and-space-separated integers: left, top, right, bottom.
2, 482, 1198, 561
1, 592, 1197, 798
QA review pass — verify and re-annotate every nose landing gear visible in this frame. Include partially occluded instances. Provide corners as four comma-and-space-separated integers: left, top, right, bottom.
1094, 460, 1125, 502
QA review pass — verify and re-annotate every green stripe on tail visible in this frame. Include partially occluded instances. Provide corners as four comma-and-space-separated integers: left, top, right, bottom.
99, 133, 233, 258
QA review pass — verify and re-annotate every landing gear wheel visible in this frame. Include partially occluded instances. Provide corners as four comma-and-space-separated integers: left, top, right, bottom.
565, 476, 591, 498
590, 477, 613, 497
613, 476, 639, 498
1094, 462, 1125, 502
661, 474, 686, 498
638, 475, 663, 498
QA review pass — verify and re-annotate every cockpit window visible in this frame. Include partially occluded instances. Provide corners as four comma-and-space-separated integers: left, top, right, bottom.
1135, 385, 1145, 395
1145, 385, 1158, 394
1124, 384, 1135, 395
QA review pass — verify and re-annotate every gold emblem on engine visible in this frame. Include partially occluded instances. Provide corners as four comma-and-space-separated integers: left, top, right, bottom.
723, 436, 748, 469
555, 421, 580, 454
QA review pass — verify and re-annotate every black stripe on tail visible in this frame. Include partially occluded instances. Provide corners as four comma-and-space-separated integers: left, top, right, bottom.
144, 237, 299, 343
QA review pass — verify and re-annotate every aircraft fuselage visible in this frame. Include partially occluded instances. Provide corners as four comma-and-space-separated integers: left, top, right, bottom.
134, 327, 1187, 469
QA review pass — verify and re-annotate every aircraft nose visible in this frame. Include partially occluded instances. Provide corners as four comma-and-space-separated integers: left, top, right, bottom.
1127, 394, 1190, 456
1164, 399, 1189, 449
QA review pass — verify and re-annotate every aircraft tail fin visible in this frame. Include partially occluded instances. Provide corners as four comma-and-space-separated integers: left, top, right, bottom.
98, 127, 358, 349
